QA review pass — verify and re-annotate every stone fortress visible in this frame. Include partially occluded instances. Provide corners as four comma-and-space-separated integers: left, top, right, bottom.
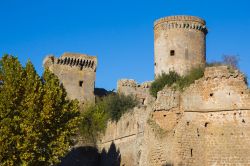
44, 15, 250, 166
154, 16, 207, 77
43, 53, 97, 104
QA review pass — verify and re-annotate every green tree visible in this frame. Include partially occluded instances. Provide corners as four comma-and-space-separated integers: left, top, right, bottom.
0, 55, 80, 166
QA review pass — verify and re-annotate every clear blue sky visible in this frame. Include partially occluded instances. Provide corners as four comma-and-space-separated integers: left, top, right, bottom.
0, 0, 249, 90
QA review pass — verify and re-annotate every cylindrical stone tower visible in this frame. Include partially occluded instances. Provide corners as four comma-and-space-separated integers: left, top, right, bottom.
154, 15, 208, 77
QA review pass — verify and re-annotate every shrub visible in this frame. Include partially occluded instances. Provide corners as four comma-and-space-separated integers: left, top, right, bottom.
206, 61, 223, 67
150, 67, 205, 97
79, 93, 138, 144
79, 103, 109, 144
103, 93, 138, 122
176, 67, 205, 91
222, 54, 239, 69
150, 71, 181, 97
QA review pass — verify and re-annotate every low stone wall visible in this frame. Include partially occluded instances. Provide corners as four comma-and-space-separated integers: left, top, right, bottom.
117, 79, 154, 106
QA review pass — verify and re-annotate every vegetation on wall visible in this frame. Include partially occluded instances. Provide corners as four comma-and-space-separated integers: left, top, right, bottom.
147, 117, 167, 138
206, 55, 239, 68
79, 93, 138, 144
207, 55, 249, 86
150, 67, 205, 97
150, 71, 181, 97
0, 55, 80, 166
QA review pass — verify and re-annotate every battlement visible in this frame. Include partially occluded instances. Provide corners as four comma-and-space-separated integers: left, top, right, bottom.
44, 53, 97, 72
154, 15, 206, 26
43, 52, 97, 103
154, 15, 207, 34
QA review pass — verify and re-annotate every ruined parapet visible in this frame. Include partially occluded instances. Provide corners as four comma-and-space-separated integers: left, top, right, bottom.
117, 79, 154, 106
154, 15, 207, 77
182, 66, 250, 112
43, 53, 97, 104
151, 87, 182, 132
154, 86, 181, 111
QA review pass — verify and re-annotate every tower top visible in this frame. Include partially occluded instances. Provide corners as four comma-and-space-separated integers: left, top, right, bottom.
154, 15, 208, 35
154, 15, 207, 77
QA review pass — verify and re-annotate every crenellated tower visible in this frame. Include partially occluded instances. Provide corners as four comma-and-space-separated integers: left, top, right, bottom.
43, 53, 97, 104
154, 15, 208, 77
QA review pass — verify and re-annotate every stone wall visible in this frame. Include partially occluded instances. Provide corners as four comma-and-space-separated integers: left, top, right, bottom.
142, 110, 250, 166
98, 106, 152, 166
182, 66, 250, 112
98, 66, 250, 166
117, 79, 154, 106
43, 53, 97, 104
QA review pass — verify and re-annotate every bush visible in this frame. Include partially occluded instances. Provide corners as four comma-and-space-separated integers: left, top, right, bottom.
103, 93, 138, 122
79, 103, 109, 144
150, 67, 205, 97
79, 93, 138, 144
206, 61, 223, 67
176, 67, 204, 91
150, 71, 181, 97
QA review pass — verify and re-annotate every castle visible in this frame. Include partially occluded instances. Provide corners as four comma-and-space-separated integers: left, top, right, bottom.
44, 15, 250, 166
43, 53, 97, 104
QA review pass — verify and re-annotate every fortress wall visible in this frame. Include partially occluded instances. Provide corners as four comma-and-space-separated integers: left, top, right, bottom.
98, 66, 250, 166
154, 87, 180, 111
182, 66, 250, 112
98, 106, 152, 166
142, 110, 250, 166
117, 79, 154, 105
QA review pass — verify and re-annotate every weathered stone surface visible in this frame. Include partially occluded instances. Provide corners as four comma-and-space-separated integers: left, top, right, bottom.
99, 66, 250, 166
117, 79, 154, 106
182, 66, 250, 112
154, 15, 207, 77
43, 52, 97, 104
43, 15, 250, 166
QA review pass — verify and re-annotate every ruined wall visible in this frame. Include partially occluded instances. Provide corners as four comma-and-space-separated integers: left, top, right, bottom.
154, 16, 207, 77
43, 53, 97, 104
142, 110, 250, 166
98, 106, 152, 166
182, 66, 250, 111
141, 66, 250, 166
99, 67, 250, 166
98, 80, 154, 166
117, 79, 154, 106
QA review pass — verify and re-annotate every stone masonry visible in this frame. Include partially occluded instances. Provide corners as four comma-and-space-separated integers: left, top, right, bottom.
43, 15, 250, 165
98, 15, 250, 166
99, 66, 250, 166
154, 16, 207, 77
43, 52, 97, 104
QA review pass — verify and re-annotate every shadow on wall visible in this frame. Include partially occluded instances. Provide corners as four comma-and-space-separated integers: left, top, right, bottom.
59, 142, 121, 166
100, 141, 121, 166
59, 146, 100, 166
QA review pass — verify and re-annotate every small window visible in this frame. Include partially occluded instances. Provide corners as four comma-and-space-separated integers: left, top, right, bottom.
170, 50, 175, 56
79, 81, 83, 87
